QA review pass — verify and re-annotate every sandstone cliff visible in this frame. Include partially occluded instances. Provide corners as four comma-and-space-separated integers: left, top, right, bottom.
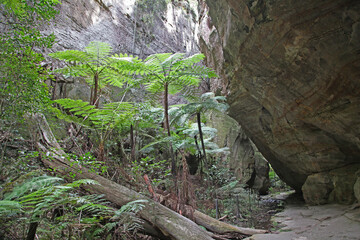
200, 0, 360, 204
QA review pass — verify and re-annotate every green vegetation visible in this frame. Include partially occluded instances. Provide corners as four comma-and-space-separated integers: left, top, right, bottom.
0, 0, 59, 120
0, 0, 277, 238
0, 175, 147, 239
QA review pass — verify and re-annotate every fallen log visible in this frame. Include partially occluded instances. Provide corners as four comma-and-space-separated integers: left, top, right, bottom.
194, 210, 266, 235
32, 113, 267, 239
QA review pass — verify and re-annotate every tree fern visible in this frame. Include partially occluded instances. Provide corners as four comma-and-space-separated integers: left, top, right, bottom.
141, 53, 217, 176
52, 98, 136, 161
49, 41, 142, 105
1, 175, 148, 238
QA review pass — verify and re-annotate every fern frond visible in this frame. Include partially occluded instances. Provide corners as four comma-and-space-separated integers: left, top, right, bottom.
0, 200, 22, 215
85, 41, 112, 59
144, 53, 172, 66
67, 179, 99, 188
173, 53, 204, 68
140, 136, 174, 152
49, 50, 92, 63
4, 175, 63, 200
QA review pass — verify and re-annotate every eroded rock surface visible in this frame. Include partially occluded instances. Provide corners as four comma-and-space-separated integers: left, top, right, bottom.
207, 111, 270, 194
44, 0, 200, 101
245, 196, 360, 240
201, 0, 360, 203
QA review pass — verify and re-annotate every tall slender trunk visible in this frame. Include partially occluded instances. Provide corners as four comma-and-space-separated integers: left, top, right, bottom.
89, 86, 94, 105
164, 83, 176, 179
92, 72, 99, 106
130, 124, 136, 162
197, 112, 208, 170
194, 135, 202, 158
98, 139, 105, 162
26, 222, 38, 240
164, 83, 171, 137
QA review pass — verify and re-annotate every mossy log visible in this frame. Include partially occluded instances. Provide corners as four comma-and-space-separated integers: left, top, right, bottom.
32, 113, 267, 239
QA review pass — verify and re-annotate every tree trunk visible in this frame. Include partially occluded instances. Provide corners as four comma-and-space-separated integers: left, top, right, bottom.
26, 222, 38, 240
97, 139, 105, 162
164, 83, 170, 137
130, 124, 135, 162
197, 112, 208, 170
164, 83, 176, 178
31, 113, 267, 239
92, 72, 99, 106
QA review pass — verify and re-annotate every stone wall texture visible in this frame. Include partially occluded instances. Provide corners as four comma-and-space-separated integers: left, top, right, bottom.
201, 0, 360, 204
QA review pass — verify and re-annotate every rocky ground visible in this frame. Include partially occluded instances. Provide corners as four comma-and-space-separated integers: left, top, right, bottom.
246, 193, 360, 240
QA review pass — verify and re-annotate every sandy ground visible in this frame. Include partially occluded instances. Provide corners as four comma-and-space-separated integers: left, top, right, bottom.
245, 194, 360, 240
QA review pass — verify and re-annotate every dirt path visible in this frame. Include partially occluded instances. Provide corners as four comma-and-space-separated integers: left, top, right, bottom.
246, 194, 360, 240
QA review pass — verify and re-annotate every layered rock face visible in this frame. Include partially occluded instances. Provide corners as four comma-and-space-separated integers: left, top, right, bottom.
47, 0, 199, 55
207, 111, 270, 194
44, 0, 200, 101
201, 0, 360, 204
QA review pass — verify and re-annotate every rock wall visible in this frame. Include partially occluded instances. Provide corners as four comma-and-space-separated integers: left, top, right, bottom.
200, 0, 360, 204
207, 111, 270, 194
44, 0, 200, 101
47, 0, 199, 55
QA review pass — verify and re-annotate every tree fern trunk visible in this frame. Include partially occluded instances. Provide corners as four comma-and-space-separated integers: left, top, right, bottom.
98, 139, 105, 162
26, 222, 38, 240
197, 112, 208, 170
196, 112, 208, 169
93, 72, 99, 106
130, 124, 135, 162
164, 83, 170, 137
164, 83, 176, 178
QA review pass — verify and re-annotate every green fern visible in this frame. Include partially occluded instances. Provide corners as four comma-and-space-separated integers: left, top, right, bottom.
168, 93, 229, 169
0, 175, 148, 238
140, 53, 217, 175
4, 175, 63, 201
0, 200, 22, 215
49, 41, 143, 105
53, 98, 135, 129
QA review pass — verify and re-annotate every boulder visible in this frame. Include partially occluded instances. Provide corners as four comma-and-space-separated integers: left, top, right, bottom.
302, 164, 360, 204
353, 170, 360, 203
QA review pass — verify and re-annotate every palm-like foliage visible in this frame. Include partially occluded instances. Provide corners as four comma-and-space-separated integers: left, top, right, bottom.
141, 53, 217, 176
52, 98, 136, 161
170, 92, 228, 169
143, 53, 217, 134
49, 41, 142, 106
0, 175, 147, 239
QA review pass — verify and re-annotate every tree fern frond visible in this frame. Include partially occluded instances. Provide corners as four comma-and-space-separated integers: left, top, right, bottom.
116, 199, 148, 214
140, 136, 174, 152
0, 200, 22, 215
4, 176, 63, 200
144, 53, 172, 66
66, 179, 99, 188
85, 41, 112, 59
161, 52, 185, 69
49, 50, 92, 63
172, 53, 204, 68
